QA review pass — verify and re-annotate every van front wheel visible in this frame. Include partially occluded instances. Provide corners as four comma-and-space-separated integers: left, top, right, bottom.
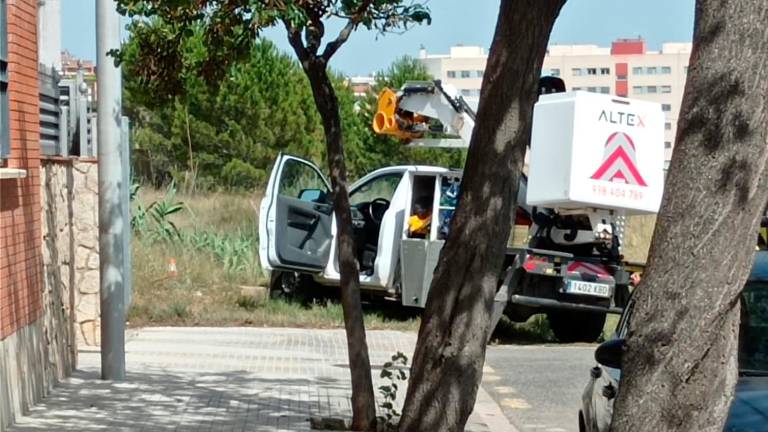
269, 271, 305, 300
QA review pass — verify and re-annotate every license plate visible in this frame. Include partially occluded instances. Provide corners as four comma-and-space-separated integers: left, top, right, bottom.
566, 280, 611, 298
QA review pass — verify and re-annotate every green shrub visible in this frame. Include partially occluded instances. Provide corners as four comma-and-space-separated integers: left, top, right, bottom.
222, 159, 266, 189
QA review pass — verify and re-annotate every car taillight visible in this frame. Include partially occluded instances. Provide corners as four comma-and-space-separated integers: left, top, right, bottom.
515, 208, 532, 226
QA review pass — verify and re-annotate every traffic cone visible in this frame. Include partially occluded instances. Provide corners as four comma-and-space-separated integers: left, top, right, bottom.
167, 258, 178, 278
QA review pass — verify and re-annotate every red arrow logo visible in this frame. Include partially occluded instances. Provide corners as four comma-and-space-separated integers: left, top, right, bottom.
590, 132, 647, 187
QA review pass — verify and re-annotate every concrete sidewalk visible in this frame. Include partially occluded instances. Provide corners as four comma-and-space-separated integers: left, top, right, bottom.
9, 328, 514, 431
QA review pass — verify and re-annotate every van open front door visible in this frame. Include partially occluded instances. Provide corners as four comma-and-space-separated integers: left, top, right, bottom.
258, 154, 333, 273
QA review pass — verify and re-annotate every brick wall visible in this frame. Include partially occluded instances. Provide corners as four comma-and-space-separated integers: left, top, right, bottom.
0, 0, 43, 340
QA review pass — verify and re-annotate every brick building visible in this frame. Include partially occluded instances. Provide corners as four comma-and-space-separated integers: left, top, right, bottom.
0, 0, 44, 338
0, 0, 77, 429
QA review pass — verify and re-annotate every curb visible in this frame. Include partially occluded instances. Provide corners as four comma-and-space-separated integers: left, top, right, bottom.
475, 385, 521, 432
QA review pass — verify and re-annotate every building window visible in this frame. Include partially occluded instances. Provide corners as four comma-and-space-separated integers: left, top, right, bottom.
662, 103, 672, 112
633, 86, 644, 94
600, 67, 610, 75
0, 0, 8, 159
460, 70, 471, 78
665, 122, 672, 130
661, 66, 672, 74
661, 85, 672, 94
647, 86, 658, 94
587, 68, 597, 75
632, 67, 643, 75
646, 67, 658, 74
665, 141, 672, 149
447, 71, 457, 78
475, 70, 484, 78
572, 87, 582, 91
550, 68, 560, 77
584, 86, 611, 95
572, 68, 583, 76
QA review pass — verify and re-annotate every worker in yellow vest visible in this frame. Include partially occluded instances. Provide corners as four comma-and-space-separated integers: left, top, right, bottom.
408, 198, 432, 238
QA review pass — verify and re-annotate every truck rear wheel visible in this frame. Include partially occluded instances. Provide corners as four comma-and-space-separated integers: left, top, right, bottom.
547, 310, 606, 343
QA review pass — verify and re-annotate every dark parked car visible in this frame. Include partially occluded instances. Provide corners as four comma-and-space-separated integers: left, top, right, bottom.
580, 251, 768, 432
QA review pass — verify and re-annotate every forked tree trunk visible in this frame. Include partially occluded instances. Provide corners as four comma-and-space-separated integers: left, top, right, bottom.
398, 1, 566, 431
611, 2, 768, 431
303, 59, 377, 431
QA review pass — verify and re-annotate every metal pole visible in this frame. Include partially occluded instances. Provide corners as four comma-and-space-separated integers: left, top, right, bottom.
121, 116, 132, 308
96, 0, 125, 380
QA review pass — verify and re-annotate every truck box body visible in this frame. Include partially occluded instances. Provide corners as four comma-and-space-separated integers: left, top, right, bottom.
527, 91, 665, 215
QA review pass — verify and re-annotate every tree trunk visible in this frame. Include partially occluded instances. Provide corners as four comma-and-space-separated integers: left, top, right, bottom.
398, 1, 566, 431
611, 2, 768, 431
184, 102, 196, 193
304, 59, 377, 431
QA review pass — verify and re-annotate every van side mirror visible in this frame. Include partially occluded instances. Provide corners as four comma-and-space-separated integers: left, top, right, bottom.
298, 188, 325, 203
595, 338, 626, 370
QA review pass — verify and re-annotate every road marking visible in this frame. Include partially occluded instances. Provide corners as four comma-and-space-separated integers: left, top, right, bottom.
493, 386, 516, 394
500, 398, 531, 409
483, 374, 501, 382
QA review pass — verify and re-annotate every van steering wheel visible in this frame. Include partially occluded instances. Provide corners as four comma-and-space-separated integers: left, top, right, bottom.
368, 198, 391, 225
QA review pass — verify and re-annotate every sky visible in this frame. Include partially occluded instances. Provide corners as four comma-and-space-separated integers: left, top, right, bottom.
61, 0, 696, 76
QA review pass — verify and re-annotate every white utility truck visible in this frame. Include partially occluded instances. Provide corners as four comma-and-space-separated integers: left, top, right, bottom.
259, 79, 664, 342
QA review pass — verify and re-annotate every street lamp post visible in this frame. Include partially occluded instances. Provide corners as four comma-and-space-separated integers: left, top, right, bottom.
96, 0, 126, 380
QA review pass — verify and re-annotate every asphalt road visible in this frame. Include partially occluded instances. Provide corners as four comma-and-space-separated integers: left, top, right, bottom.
483, 344, 597, 432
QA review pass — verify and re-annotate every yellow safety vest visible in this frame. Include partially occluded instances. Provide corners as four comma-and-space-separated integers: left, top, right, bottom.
408, 214, 431, 236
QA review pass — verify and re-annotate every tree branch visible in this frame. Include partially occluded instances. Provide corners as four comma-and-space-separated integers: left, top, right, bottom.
283, 19, 311, 66
321, 0, 374, 62
305, 19, 325, 56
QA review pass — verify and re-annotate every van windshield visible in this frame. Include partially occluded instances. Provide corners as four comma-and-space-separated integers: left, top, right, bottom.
740, 281, 768, 373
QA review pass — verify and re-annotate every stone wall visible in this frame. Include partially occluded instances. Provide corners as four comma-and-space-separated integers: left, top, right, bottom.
1, 155, 98, 430
40, 159, 100, 347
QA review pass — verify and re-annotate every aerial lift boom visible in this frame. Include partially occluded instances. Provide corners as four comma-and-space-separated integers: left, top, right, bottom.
373, 80, 476, 148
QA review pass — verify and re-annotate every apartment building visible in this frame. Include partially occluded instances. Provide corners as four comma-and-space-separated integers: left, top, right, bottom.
418, 45, 487, 102
61, 49, 96, 77
347, 75, 375, 97
418, 39, 692, 167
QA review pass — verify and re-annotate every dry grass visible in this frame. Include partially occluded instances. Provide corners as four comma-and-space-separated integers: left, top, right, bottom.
622, 215, 656, 263
138, 187, 260, 234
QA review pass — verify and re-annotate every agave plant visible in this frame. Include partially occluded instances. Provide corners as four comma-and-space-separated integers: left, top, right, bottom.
131, 181, 186, 242
182, 229, 259, 276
